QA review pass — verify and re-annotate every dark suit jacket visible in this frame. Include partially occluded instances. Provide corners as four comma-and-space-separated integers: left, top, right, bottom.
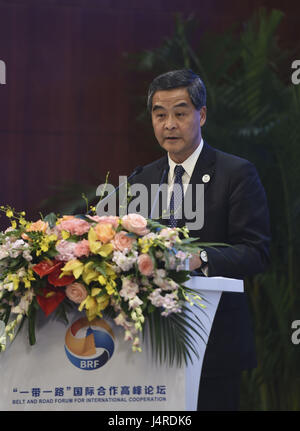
130, 141, 271, 377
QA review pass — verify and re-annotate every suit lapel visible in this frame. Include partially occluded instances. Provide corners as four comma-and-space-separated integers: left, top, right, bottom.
181, 141, 216, 229
149, 142, 216, 187
147, 144, 216, 226
155, 155, 169, 182
189, 141, 216, 190
147, 155, 169, 222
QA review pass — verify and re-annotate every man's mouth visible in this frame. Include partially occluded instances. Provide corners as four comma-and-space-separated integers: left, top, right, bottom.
165, 137, 180, 140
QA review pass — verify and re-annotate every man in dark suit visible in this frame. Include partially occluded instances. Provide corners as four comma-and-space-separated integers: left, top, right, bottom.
130, 69, 270, 411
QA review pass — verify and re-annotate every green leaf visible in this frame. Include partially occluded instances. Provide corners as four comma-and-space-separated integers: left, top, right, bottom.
43, 212, 57, 229
167, 270, 190, 283
95, 261, 107, 276
144, 303, 206, 367
28, 302, 37, 346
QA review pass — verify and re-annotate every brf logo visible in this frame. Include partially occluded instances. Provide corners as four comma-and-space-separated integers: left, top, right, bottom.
64, 317, 115, 370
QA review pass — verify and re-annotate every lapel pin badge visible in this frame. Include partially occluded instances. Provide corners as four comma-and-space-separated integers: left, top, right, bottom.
202, 174, 210, 183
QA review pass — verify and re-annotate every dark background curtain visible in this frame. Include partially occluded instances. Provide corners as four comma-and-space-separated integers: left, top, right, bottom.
0, 0, 299, 224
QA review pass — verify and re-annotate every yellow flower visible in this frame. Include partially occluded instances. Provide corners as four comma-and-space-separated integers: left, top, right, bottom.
96, 294, 110, 311
13, 276, 20, 290
6, 209, 13, 218
88, 228, 114, 257
40, 243, 49, 252
99, 243, 114, 257
61, 230, 70, 240
6, 269, 35, 290
78, 293, 109, 321
105, 283, 115, 295
23, 269, 35, 288
105, 262, 117, 277
6, 274, 20, 290
23, 278, 31, 288
88, 227, 102, 254
138, 237, 154, 254
48, 234, 57, 242
97, 271, 116, 296
61, 259, 84, 279
98, 275, 106, 285
35, 233, 58, 254
79, 296, 97, 320
82, 261, 99, 285
91, 287, 101, 296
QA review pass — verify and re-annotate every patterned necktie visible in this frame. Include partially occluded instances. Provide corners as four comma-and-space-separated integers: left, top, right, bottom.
169, 165, 185, 228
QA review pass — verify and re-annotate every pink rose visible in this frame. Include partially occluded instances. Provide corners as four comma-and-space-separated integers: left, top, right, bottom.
74, 239, 90, 257
57, 218, 90, 236
88, 215, 119, 229
65, 282, 88, 304
137, 253, 154, 276
121, 214, 149, 236
113, 231, 136, 252
56, 240, 76, 261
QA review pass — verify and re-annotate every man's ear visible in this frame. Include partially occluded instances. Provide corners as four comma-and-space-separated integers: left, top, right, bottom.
200, 106, 207, 127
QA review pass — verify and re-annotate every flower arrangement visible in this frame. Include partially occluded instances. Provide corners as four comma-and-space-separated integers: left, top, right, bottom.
0, 206, 206, 365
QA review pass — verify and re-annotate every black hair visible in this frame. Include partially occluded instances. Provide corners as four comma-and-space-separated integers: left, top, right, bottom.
147, 69, 206, 112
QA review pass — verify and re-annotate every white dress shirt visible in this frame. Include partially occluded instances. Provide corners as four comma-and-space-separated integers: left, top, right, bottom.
167, 139, 208, 275
167, 138, 203, 203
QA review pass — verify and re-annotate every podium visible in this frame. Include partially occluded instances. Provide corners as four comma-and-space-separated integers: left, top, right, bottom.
0, 276, 243, 411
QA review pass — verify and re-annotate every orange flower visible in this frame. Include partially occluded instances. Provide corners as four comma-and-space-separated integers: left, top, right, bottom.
57, 215, 75, 223
26, 220, 48, 233
94, 223, 115, 244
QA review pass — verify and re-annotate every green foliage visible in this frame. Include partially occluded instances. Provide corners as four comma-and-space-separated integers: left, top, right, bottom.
39, 182, 97, 216
132, 8, 300, 410
28, 300, 38, 346
144, 304, 207, 367
43, 212, 57, 229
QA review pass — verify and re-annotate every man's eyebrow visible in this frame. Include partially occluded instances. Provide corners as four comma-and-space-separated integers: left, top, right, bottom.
174, 102, 189, 108
152, 101, 189, 112
152, 104, 165, 112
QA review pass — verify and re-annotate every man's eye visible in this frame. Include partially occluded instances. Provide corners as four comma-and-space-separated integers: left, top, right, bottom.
176, 112, 185, 117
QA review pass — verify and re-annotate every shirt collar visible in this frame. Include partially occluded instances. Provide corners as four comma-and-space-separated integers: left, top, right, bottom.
168, 138, 203, 179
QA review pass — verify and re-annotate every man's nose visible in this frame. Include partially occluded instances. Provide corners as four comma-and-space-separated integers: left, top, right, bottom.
164, 115, 176, 129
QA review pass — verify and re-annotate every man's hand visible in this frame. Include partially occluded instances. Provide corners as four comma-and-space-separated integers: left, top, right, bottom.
189, 253, 202, 271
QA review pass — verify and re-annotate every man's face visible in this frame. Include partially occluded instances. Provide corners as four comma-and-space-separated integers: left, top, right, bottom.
151, 87, 206, 163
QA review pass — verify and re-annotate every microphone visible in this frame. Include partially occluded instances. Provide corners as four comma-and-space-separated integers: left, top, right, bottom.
149, 165, 169, 220
92, 166, 143, 216
128, 165, 143, 183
